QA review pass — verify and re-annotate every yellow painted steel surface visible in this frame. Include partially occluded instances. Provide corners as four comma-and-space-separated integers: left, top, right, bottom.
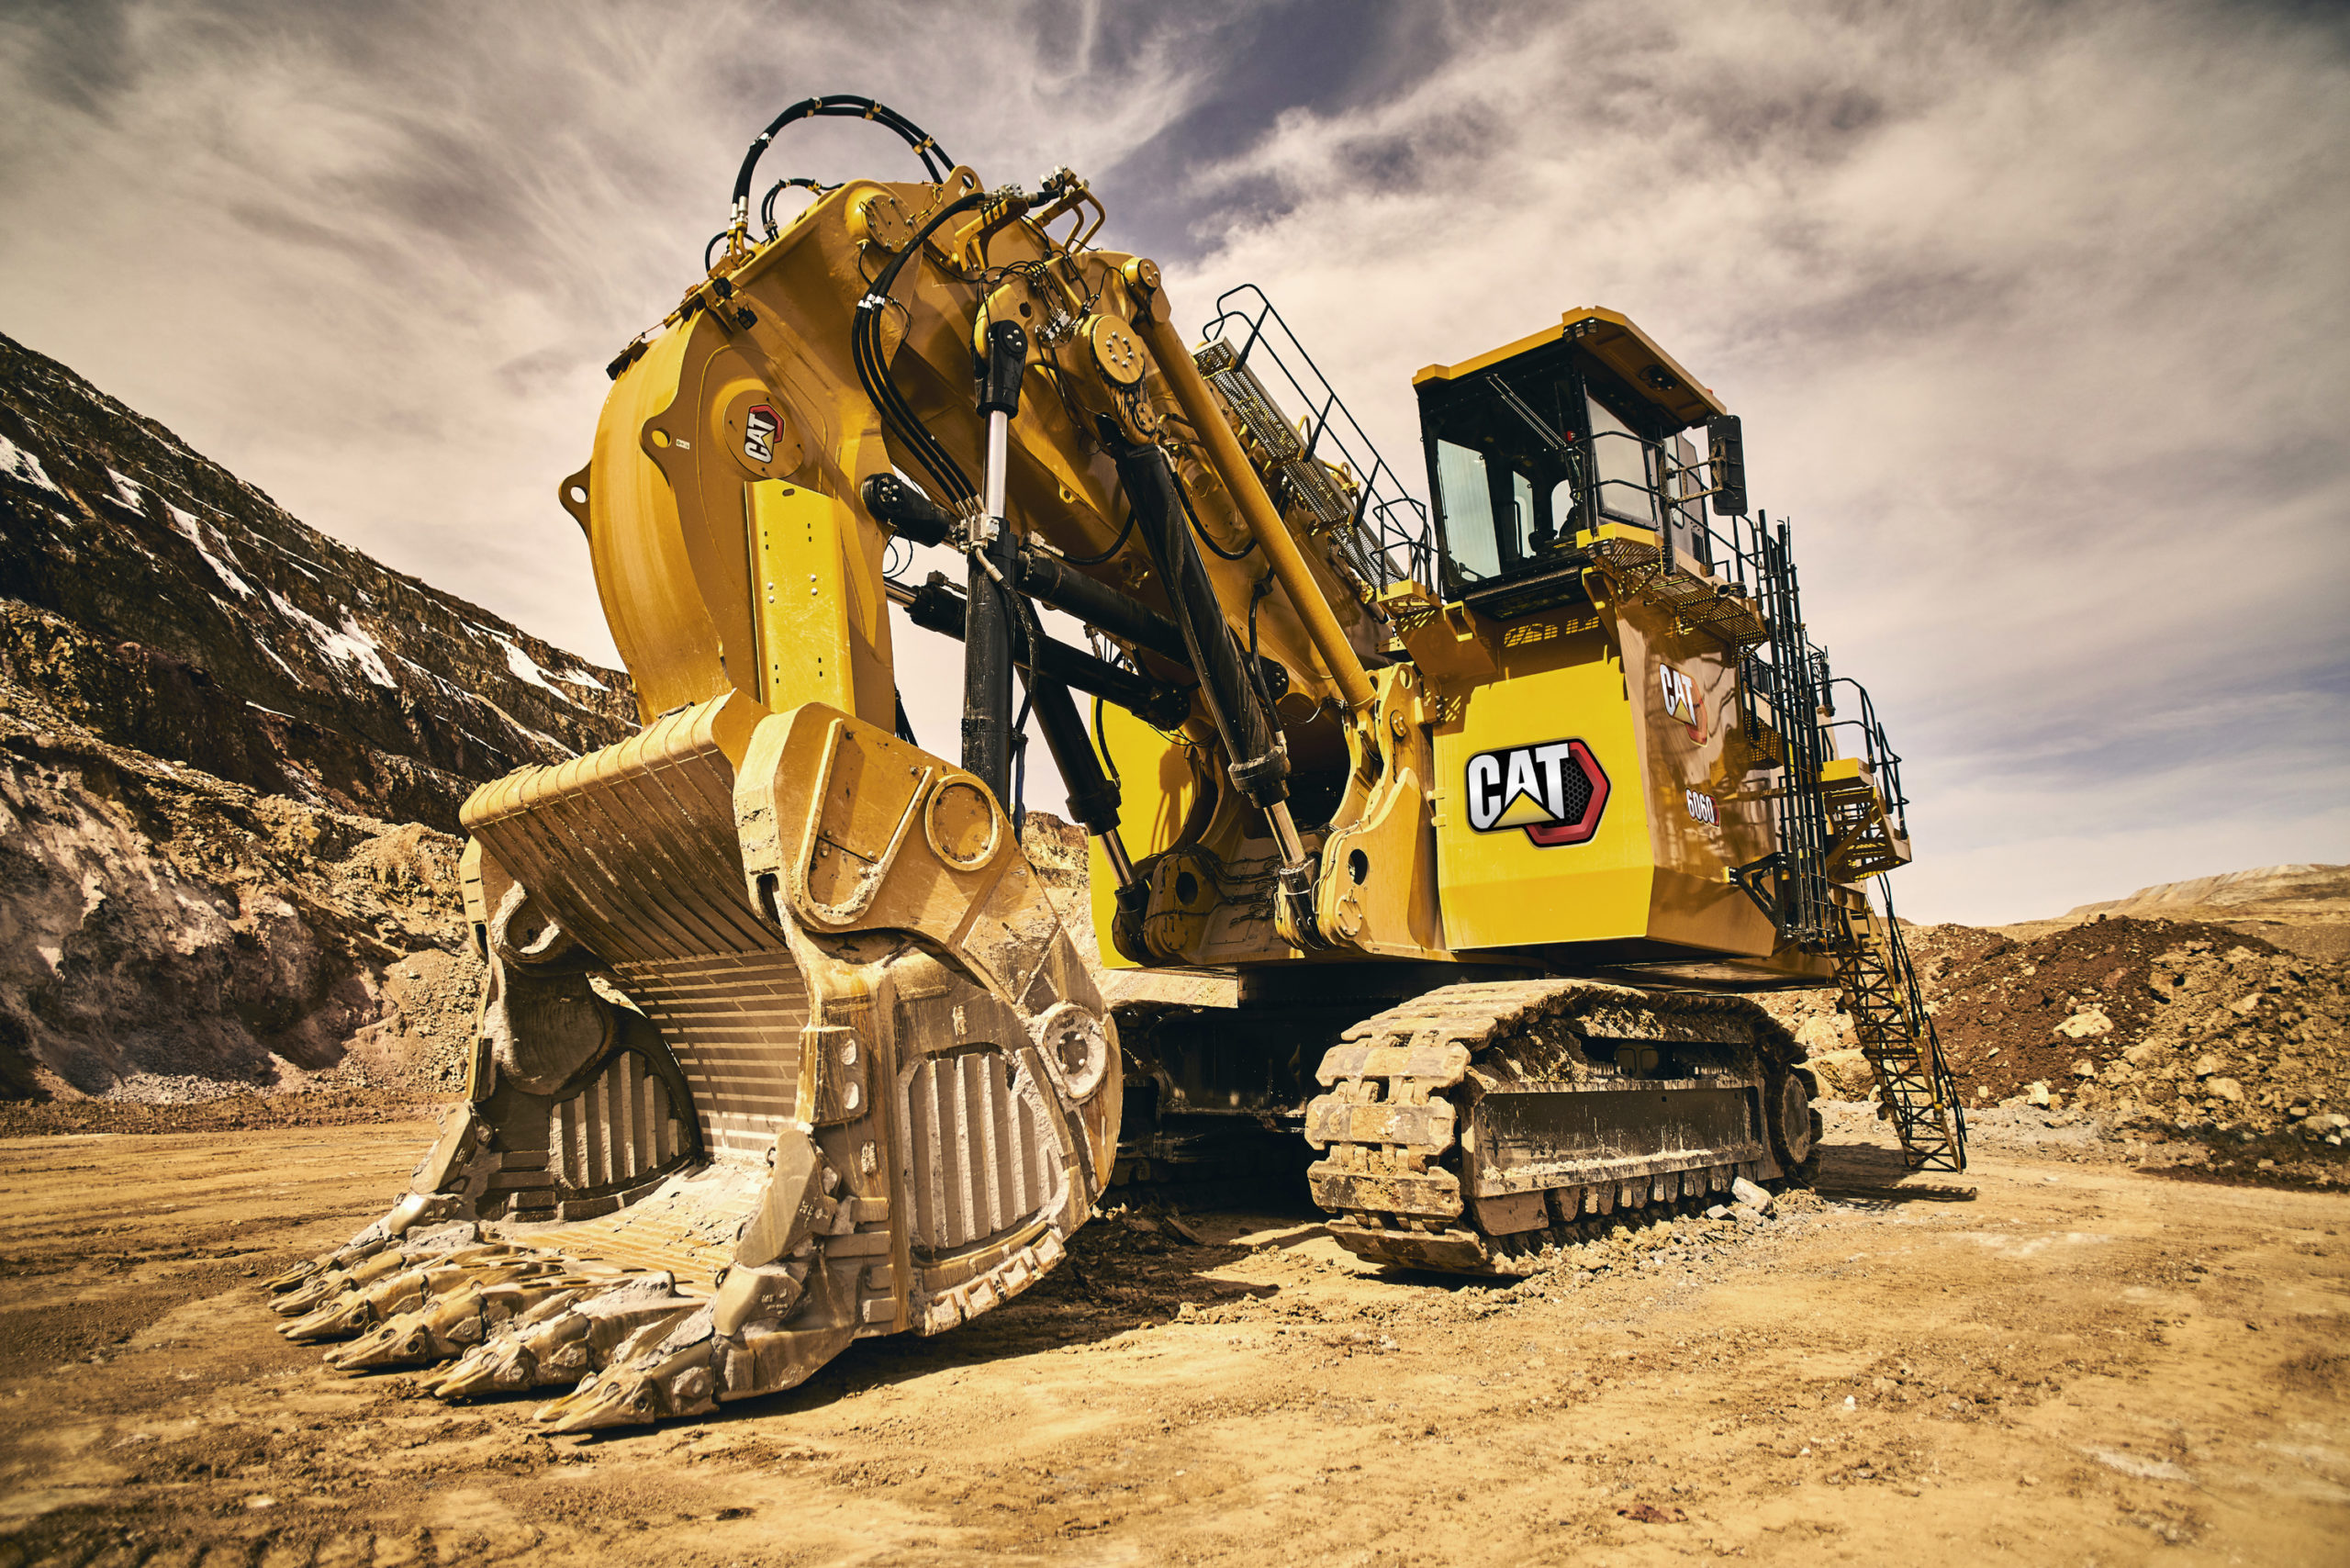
1432, 628, 1652, 949
1425, 589, 1785, 958
749, 480, 861, 715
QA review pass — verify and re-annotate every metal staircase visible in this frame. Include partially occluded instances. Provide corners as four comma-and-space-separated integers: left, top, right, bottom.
1720, 515, 1964, 1173
1833, 895, 1967, 1171
1820, 756, 1911, 879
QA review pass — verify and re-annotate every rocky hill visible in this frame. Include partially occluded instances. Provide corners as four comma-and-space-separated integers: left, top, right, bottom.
0, 330, 635, 832
2008, 863, 2350, 964
0, 330, 637, 1104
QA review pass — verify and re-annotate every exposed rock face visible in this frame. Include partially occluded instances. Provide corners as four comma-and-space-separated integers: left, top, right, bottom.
0, 330, 633, 1102
0, 330, 636, 833
0, 684, 479, 1100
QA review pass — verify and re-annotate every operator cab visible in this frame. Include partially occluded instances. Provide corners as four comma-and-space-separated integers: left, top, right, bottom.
1412, 308, 1741, 620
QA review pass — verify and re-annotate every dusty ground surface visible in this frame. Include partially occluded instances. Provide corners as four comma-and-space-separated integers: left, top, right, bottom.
1, 1119, 2344, 1566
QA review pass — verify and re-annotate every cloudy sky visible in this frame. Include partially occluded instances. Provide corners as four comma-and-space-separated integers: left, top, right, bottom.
2, 0, 2344, 924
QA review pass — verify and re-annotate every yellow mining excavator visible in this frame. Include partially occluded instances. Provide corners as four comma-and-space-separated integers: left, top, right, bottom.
265, 97, 1963, 1428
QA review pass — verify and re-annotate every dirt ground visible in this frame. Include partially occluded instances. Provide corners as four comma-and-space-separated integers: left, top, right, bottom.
1, 1119, 2345, 1568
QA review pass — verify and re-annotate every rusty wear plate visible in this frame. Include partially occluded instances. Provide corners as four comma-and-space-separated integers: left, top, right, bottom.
1472, 1081, 1762, 1195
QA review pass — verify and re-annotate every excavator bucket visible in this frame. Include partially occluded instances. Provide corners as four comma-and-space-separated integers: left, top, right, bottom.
268, 694, 1119, 1428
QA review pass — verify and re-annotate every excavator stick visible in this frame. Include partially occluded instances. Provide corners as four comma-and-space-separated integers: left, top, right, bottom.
268, 695, 1119, 1429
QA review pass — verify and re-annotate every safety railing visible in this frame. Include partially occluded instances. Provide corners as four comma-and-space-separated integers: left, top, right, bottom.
1821, 677, 1911, 843
1198, 285, 1438, 594
1568, 426, 1796, 606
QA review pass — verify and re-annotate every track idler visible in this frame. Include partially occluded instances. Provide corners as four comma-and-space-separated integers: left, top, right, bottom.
263, 694, 1120, 1428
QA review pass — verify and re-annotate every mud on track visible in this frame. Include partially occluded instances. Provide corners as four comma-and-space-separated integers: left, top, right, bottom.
0, 1121, 2344, 1566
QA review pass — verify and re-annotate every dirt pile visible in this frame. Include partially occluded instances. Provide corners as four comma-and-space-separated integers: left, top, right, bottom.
1931, 917, 2347, 1142
1761, 911, 2350, 1180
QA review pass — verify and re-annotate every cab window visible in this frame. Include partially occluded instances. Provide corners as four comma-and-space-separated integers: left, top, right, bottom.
1434, 440, 1500, 580
1585, 394, 1656, 527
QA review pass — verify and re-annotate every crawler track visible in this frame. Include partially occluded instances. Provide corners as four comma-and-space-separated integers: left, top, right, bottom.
1304, 980, 1821, 1273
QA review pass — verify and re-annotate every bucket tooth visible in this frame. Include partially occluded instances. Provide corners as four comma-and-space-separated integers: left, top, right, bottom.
327, 1272, 608, 1372
282, 1252, 543, 1343
262, 696, 1122, 1428
269, 1248, 409, 1317
429, 1285, 590, 1396
535, 1320, 721, 1432
269, 1224, 487, 1316
263, 1236, 390, 1295
431, 1276, 699, 1399
326, 1291, 486, 1372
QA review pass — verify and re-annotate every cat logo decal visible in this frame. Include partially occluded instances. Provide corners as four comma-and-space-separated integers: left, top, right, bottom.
1659, 664, 1707, 742
1464, 739, 1611, 847
743, 403, 779, 465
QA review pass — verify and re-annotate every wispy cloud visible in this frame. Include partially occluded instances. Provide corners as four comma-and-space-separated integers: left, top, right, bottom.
2, 0, 2343, 922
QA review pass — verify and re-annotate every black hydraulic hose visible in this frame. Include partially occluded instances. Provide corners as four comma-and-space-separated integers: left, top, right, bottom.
761, 176, 835, 239
1173, 467, 1259, 561
1092, 696, 1121, 786
851, 189, 990, 505
731, 95, 953, 219
1102, 418, 1289, 811
1056, 503, 1136, 566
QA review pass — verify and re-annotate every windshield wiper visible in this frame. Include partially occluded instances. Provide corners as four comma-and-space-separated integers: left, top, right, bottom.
1485, 374, 1575, 454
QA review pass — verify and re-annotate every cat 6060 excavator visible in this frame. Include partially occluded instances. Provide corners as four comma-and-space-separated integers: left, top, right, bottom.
265, 98, 1963, 1428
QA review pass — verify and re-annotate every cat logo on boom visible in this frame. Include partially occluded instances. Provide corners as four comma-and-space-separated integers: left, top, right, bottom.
1464, 739, 1611, 846
743, 403, 779, 465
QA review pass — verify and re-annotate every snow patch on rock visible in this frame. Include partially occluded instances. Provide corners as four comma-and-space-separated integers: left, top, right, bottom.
166, 501, 254, 598
493, 634, 603, 705
266, 590, 396, 689
0, 431, 63, 496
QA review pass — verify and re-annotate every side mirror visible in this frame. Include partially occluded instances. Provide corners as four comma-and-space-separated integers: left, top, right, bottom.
1706, 414, 1748, 517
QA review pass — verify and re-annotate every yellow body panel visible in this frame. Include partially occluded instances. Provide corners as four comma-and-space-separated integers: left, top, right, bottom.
1433, 629, 1651, 948
1085, 702, 1207, 969
1419, 584, 1788, 960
